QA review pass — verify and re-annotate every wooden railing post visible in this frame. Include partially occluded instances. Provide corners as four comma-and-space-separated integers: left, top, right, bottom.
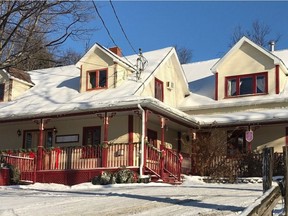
263, 147, 274, 193
160, 149, 165, 179
102, 112, 109, 167
37, 119, 45, 171
178, 153, 183, 181
283, 146, 288, 215
128, 115, 134, 166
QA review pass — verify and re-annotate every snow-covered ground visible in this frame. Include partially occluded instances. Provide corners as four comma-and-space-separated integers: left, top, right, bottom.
0, 176, 283, 216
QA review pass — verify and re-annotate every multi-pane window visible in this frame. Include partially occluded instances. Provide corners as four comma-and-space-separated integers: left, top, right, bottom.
0, 84, 4, 101
87, 69, 107, 90
82, 126, 101, 158
226, 72, 267, 97
155, 78, 163, 102
227, 130, 246, 156
23, 130, 53, 149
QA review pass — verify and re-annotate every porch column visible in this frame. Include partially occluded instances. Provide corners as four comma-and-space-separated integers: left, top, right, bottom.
128, 115, 134, 166
160, 117, 166, 178
160, 117, 166, 150
36, 119, 45, 170
177, 132, 182, 153
102, 112, 109, 167
143, 110, 148, 168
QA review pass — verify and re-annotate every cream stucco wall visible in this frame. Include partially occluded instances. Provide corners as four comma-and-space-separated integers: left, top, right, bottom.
0, 115, 132, 150
139, 53, 189, 108
11, 79, 31, 100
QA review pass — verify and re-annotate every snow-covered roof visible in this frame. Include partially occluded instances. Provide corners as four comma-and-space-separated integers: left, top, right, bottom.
0, 46, 198, 127
179, 41, 288, 126
2, 67, 34, 86
196, 107, 288, 126
211, 36, 288, 74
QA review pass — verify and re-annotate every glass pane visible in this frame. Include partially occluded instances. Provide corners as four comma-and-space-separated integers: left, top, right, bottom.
99, 70, 107, 88
92, 128, 101, 145
88, 72, 96, 89
25, 132, 32, 149
84, 127, 101, 146
239, 77, 253, 95
45, 131, 53, 148
256, 75, 265, 93
227, 79, 237, 96
0, 84, 4, 100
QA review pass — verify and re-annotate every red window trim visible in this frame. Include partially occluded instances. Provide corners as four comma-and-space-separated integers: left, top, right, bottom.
225, 72, 268, 98
155, 78, 164, 102
86, 69, 108, 91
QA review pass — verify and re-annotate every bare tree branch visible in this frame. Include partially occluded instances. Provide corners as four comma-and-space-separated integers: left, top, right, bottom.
0, 1, 96, 70
230, 20, 281, 50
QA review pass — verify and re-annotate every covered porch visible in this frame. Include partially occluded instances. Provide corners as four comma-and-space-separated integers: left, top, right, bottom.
0, 104, 195, 185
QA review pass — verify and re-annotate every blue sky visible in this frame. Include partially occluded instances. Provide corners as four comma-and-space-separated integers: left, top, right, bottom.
67, 1, 288, 63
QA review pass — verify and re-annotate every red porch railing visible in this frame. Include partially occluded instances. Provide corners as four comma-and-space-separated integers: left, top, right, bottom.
1, 154, 36, 183
42, 146, 102, 170
107, 142, 140, 168
164, 148, 182, 181
145, 144, 182, 181
41, 143, 140, 170
145, 143, 161, 176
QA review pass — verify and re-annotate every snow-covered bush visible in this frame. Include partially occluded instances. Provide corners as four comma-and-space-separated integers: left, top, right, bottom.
114, 168, 138, 184
91, 168, 138, 185
91, 171, 115, 185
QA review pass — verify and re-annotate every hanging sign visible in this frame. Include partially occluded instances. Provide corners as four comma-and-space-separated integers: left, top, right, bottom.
245, 130, 254, 142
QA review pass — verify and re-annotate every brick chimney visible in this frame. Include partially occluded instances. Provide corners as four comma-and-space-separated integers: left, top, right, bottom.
109, 47, 122, 57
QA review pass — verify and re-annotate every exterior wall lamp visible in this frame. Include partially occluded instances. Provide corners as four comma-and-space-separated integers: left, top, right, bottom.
17, 129, 22, 137
53, 126, 58, 134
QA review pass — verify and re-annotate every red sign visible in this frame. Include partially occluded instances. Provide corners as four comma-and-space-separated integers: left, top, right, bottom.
245, 130, 254, 142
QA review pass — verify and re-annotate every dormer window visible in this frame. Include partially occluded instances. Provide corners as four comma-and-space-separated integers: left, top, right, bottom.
87, 69, 108, 90
225, 72, 268, 97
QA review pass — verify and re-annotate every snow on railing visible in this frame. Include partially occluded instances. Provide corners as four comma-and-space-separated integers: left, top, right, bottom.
1, 153, 36, 183
41, 143, 140, 170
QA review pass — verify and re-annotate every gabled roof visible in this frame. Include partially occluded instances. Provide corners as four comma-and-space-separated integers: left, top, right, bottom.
0, 45, 195, 127
211, 36, 288, 74
3, 67, 34, 86
76, 43, 136, 71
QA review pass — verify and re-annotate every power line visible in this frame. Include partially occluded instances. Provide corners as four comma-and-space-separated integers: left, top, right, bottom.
109, 0, 137, 55
91, 1, 135, 68
92, 1, 118, 48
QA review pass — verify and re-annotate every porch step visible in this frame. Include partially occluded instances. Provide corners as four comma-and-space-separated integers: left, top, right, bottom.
144, 168, 183, 185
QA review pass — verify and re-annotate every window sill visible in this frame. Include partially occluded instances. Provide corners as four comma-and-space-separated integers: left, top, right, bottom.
224, 93, 268, 99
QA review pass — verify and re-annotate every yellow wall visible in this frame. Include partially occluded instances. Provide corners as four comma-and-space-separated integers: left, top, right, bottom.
139, 52, 189, 108
11, 79, 31, 100
79, 49, 131, 93
217, 42, 276, 100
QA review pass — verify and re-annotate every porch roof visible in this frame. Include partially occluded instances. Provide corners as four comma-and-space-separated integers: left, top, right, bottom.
195, 107, 288, 127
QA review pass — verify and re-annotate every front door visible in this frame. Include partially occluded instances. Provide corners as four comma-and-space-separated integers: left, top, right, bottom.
147, 129, 158, 148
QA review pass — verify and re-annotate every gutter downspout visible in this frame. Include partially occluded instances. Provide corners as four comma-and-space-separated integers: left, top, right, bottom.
138, 104, 149, 180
